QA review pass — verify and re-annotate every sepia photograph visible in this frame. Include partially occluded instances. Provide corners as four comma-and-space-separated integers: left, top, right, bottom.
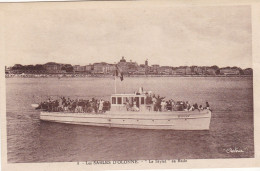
1, 1, 259, 170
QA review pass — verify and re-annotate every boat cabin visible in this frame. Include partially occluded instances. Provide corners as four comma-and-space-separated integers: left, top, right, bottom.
110, 93, 152, 112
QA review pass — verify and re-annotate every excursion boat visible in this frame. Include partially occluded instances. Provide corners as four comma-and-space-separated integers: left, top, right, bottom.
39, 92, 212, 130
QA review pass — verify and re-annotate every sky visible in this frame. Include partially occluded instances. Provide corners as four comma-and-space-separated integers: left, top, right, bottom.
3, 3, 252, 68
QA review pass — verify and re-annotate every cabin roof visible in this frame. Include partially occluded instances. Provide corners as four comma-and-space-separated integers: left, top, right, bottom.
111, 94, 146, 97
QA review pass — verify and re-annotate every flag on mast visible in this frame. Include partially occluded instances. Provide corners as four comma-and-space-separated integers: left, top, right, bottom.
115, 64, 124, 81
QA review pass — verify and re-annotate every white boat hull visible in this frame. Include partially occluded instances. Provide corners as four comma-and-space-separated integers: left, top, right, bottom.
40, 110, 211, 130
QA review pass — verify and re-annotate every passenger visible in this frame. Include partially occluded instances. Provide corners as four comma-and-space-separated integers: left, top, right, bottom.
182, 101, 187, 111
194, 103, 198, 111
54, 100, 59, 112
138, 87, 143, 94
169, 100, 172, 111
83, 100, 89, 112
161, 100, 166, 111
156, 95, 165, 112
160, 100, 164, 111
187, 101, 192, 111
189, 105, 194, 111
68, 101, 72, 111
98, 99, 104, 113
173, 100, 176, 109
183, 101, 188, 111
146, 95, 153, 105
166, 100, 171, 111
179, 101, 183, 111
152, 95, 157, 111
59, 98, 64, 111
64, 101, 69, 111
71, 100, 77, 112
125, 98, 130, 111
206, 102, 210, 110
132, 100, 139, 111
93, 99, 98, 113
78, 99, 84, 113
105, 101, 111, 111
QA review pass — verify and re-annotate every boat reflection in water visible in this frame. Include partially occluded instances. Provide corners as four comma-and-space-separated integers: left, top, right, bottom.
39, 89, 211, 130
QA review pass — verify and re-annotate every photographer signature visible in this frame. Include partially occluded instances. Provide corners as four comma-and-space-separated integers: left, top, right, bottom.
223, 147, 246, 153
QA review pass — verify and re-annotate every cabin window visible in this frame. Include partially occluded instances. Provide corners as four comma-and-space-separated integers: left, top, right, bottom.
112, 97, 116, 104
117, 97, 122, 104
124, 97, 130, 104
141, 97, 145, 105
134, 97, 140, 107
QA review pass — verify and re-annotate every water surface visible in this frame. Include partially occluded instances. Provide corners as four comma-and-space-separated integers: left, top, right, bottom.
6, 77, 254, 162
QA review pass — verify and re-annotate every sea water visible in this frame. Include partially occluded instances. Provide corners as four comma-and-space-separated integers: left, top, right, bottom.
6, 77, 254, 162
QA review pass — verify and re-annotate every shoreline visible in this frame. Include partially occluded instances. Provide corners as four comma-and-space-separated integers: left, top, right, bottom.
5, 74, 253, 78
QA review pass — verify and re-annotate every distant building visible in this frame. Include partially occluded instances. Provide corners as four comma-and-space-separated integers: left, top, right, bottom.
93, 62, 108, 74
145, 59, 148, 66
119, 56, 126, 63
5, 66, 11, 74
193, 67, 204, 75
73, 65, 85, 73
198, 67, 208, 75
43, 62, 63, 73
73, 65, 80, 71
174, 67, 186, 75
205, 68, 216, 75
220, 68, 240, 75
158, 66, 172, 75
146, 66, 154, 75
190, 66, 196, 75
151, 65, 160, 74
85, 64, 93, 73
135, 66, 146, 75
127, 63, 138, 74
185, 67, 192, 75
107, 64, 116, 74
118, 57, 138, 74
44, 62, 61, 70
6, 59, 250, 77
117, 56, 128, 73
143, 59, 149, 74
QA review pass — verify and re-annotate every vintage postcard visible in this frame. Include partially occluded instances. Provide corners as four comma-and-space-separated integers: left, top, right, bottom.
1, 1, 260, 170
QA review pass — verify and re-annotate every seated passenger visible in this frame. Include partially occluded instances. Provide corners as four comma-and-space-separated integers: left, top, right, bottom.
199, 105, 203, 110
189, 105, 194, 111
183, 101, 188, 111
179, 101, 184, 111
206, 102, 210, 110
132, 100, 139, 111
194, 103, 199, 111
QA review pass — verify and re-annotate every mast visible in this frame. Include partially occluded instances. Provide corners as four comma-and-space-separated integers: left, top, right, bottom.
114, 74, 117, 94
